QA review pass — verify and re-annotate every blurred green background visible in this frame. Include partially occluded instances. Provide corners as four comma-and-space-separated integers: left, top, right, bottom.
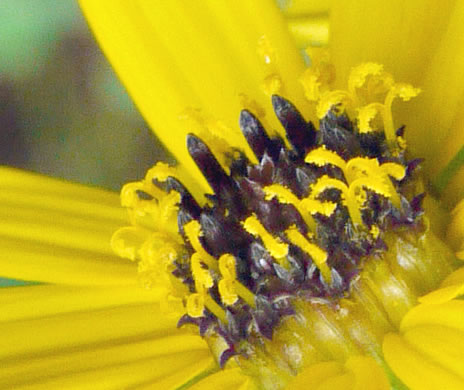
0, 0, 173, 192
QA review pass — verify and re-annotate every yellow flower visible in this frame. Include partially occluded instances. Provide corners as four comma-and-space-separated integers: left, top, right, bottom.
1, 1, 464, 389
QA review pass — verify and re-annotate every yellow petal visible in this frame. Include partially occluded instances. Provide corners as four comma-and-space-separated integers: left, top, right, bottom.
0, 284, 163, 322
9, 352, 212, 390
406, 2, 464, 193
286, 361, 344, 389
0, 169, 135, 285
286, 15, 329, 49
419, 282, 464, 304
345, 356, 390, 390
330, 0, 455, 87
287, 356, 389, 390
403, 325, 464, 380
279, 0, 331, 16
441, 266, 464, 287
186, 367, 252, 390
79, 0, 307, 195
0, 234, 137, 286
446, 198, 464, 250
383, 333, 464, 390
400, 300, 464, 333
0, 302, 189, 361
0, 334, 210, 389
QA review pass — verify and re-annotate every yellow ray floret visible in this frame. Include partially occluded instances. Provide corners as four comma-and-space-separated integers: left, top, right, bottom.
242, 214, 288, 260
285, 226, 331, 283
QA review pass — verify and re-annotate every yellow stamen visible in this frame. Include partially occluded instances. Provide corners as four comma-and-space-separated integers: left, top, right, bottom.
345, 158, 405, 208
184, 220, 218, 270
186, 293, 205, 318
310, 175, 364, 226
191, 252, 214, 290
218, 254, 256, 308
263, 184, 316, 231
218, 278, 238, 305
316, 90, 352, 119
382, 83, 421, 147
145, 162, 178, 183
348, 62, 384, 99
305, 146, 346, 171
204, 295, 227, 324
299, 198, 337, 217
285, 226, 331, 283
187, 286, 227, 324
219, 253, 237, 280
242, 214, 289, 260
357, 103, 384, 134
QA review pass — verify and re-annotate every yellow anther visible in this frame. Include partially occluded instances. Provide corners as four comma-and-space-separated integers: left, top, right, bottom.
263, 184, 316, 231
243, 214, 289, 260
218, 278, 238, 306
285, 226, 331, 283
145, 162, 177, 183
186, 293, 205, 318
191, 252, 214, 290
184, 220, 218, 270
305, 146, 346, 171
316, 90, 352, 119
219, 253, 237, 280
348, 62, 384, 94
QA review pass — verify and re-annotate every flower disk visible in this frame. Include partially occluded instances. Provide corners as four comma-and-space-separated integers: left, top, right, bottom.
114, 80, 427, 369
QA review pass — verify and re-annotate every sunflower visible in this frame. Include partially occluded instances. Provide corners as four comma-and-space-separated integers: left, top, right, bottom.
1, 1, 464, 389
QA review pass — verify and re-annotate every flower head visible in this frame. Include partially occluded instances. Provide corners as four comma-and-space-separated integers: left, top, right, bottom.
1, 1, 464, 389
